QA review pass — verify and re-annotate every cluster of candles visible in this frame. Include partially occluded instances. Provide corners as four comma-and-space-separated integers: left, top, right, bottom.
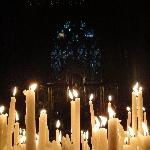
0, 82, 150, 150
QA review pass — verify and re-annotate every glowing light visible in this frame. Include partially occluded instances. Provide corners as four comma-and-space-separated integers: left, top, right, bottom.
108, 107, 116, 118
13, 87, 17, 96
56, 120, 60, 128
0, 106, 5, 114
16, 111, 19, 121
143, 107, 146, 111
95, 117, 100, 129
85, 131, 89, 140
40, 109, 46, 114
99, 116, 107, 127
108, 95, 112, 102
126, 107, 131, 112
133, 82, 139, 96
139, 86, 143, 91
73, 89, 78, 98
142, 122, 149, 136
128, 126, 135, 137
69, 90, 73, 99
29, 83, 37, 91
89, 94, 94, 101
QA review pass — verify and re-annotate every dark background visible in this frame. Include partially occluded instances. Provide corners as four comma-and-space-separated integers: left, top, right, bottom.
0, 1, 150, 129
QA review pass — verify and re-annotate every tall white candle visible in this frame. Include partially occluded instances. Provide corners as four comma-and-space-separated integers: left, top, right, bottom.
0, 106, 7, 150
56, 120, 60, 143
14, 111, 19, 146
7, 87, 17, 150
39, 109, 47, 150
23, 83, 37, 150
132, 83, 138, 135
108, 108, 118, 150
75, 97, 80, 150
138, 87, 143, 134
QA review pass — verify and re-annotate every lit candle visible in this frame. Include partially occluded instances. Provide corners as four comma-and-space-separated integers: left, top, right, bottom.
23, 83, 37, 150
89, 94, 95, 128
108, 95, 112, 119
56, 120, 60, 143
69, 89, 75, 142
138, 86, 143, 134
0, 106, 7, 150
143, 107, 147, 125
14, 111, 19, 145
73, 89, 80, 150
99, 116, 108, 150
108, 107, 118, 150
39, 109, 47, 150
132, 82, 138, 135
7, 87, 17, 150
126, 107, 131, 129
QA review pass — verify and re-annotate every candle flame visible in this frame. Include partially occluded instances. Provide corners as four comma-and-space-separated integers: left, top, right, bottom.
13, 87, 17, 96
89, 94, 94, 101
29, 83, 37, 91
126, 107, 131, 112
128, 126, 135, 137
99, 116, 107, 127
108, 107, 116, 118
0, 106, 5, 114
56, 120, 60, 128
142, 122, 149, 136
40, 109, 46, 114
16, 111, 19, 121
69, 90, 73, 99
108, 95, 112, 102
143, 107, 146, 111
73, 89, 78, 98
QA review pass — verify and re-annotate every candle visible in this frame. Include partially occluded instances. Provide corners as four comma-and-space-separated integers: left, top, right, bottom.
108, 107, 118, 150
0, 106, 7, 150
56, 120, 60, 143
143, 107, 147, 125
74, 96, 80, 150
23, 83, 37, 150
14, 111, 19, 145
69, 89, 75, 142
7, 87, 17, 150
89, 94, 95, 128
132, 82, 138, 135
138, 86, 143, 134
126, 107, 131, 129
99, 116, 108, 150
39, 109, 47, 150
108, 95, 112, 119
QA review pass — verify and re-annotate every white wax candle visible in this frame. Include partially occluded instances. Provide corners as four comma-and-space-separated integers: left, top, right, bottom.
137, 88, 143, 134
99, 128, 108, 150
108, 118, 118, 150
39, 109, 47, 150
14, 122, 19, 145
0, 112, 7, 150
71, 100, 75, 142
132, 92, 137, 135
75, 98, 80, 150
23, 84, 37, 150
7, 96, 16, 150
